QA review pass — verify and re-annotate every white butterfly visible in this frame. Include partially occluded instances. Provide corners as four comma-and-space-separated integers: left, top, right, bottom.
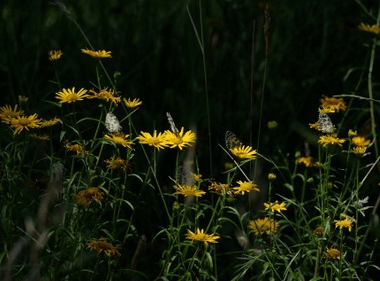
318, 112, 336, 134
166, 112, 179, 133
225, 131, 242, 149
105, 112, 122, 133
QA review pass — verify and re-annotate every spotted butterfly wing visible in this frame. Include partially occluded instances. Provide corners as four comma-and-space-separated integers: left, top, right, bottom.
105, 112, 122, 133
318, 112, 336, 134
225, 131, 242, 149
166, 112, 179, 133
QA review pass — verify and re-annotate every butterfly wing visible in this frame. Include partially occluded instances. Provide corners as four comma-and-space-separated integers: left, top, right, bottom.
225, 131, 242, 149
166, 112, 179, 133
318, 112, 336, 134
105, 112, 122, 133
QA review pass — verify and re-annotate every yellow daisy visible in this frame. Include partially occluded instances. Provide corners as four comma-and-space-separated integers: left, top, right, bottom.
136, 130, 168, 150
104, 132, 133, 148
76, 187, 104, 206
351, 136, 370, 147
264, 201, 287, 213
173, 184, 206, 197
30, 134, 50, 140
319, 96, 347, 112
65, 143, 85, 154
348, 129, 357, 137
352, 146, 367, 156
48, 50, 63, 61
232, 180, 259, 195
164, 127, 196, 150
248, 217, 279, 235
56, 87, 88, 104
229, 145, 257, 160
185, 228, 220, 247
0, 104, 24, 122
208, 182, 234, 197
81, 48, 112, 59
335, 214, 355, 232
10, 114, 42, 134
318, 134, 345, 147
324, 247, 340, 260
358, 22, 380, 35
123, 98, 142, 108
39, 117, 61, 128
104, 157, 131, 171
86, 238, 120, 258
88, 88, 121, 105
268, 173, 277, 180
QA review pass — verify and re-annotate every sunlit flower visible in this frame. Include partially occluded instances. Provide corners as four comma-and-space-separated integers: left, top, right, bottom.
348, 129, 357, 137
9, 114, 42, 134
358, 22, 380, 35
86, 238, 120, 258
318, 134, 345, 147
30, 134, 50, 140
309, 122, 320, 131
297, 156, 321, 167
319, 96, 347, 112
164, 127, 196, 150
0, 104, 24, 122
48, 50, 63, 61
232, 180, 260, 195
136, 130, 168, 150
324, 247, 340, 260
185, 228, 220, 247
39, 117, 61, 128
208, 182, 234, 197
229, 145, 257, 160
173, 184, 206, 197
267, 120, 278, 129
88, 88, 121, 105
55, 87, 88, 104
81, 48, 112, 59
268, 173, 277, 180
191, 173, 203, 183
351, 136, 370, 147
335, 214, 355, 232
264, 201, 287, 213
123, 98, 142, 108
76, 187, 104, 206
104, 133, 133, 148
352, 146, 367, 156
18, 95, 28, 103
104, 157, 131, 171
248, 217, 279, 235
65, 143, 84, 154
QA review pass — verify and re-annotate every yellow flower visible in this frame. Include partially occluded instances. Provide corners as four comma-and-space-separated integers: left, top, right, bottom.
232, 180, 260, 195
351, 136, 370, 147
268, 173, 277, 180
335, 214, 355, 232
208, 182, 234, 197
88, 88, 121, 105
267, 120, 278, 129
48, 50, 63, 61
248, 217, 279, 235
309, 122, 320, 131
104, 133, 133, 148
319, 96, 347, 112
0, 104, 24, 122
136, 130, 168, 150
352, 146, 367, 156
9, 114, 42, 134
324, 247, 340, 260
86, 238, 120, 258
173, 184, 206, 197
30, 134, 50, 140
105, 157, 131, 170
298, 156, 316, 167
18, 95, 28, 103
123, 97, 142, 108
76, 187, 104, 206
56, 87, 88, 104
318, 134, 345, 147
164, 127, 196, 150
191, 173, 203, 183
39, 117, 61, 128
313, 226, 324, 236
229, 145, 257, 160
81, 48, 112, 59
264, 201, 287, 213
358, 22, 380, 35
185, 228, 220, 247
348, 129, 357, 137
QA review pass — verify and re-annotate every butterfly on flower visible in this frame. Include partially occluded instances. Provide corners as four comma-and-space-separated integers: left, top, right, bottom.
318, 112, 336, 134
166, 112, 179, 135
225, 131, 242, 149
105, 112, 122, 133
